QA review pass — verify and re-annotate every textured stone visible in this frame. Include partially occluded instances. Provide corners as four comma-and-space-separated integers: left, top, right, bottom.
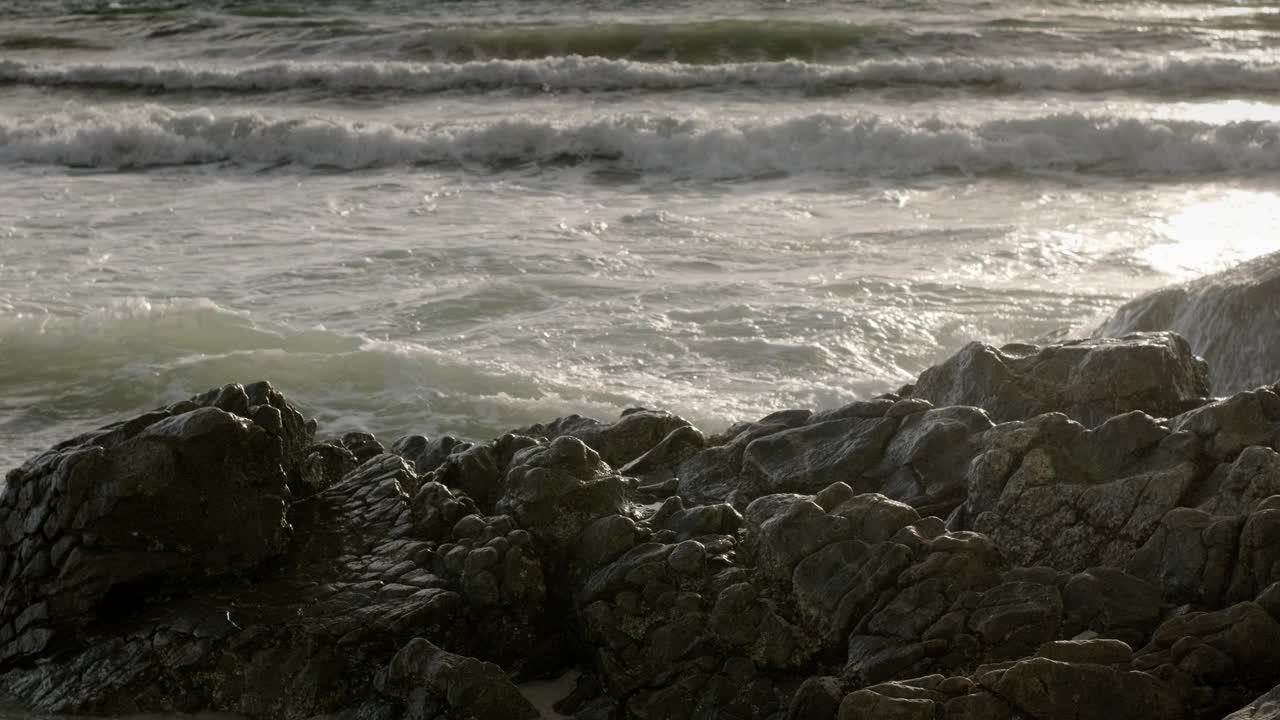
993, 657, 1183, 720
913, 332, 1209, 427
0, 382, 308, 666
1096, 249, 1280, 395
380, 638, 539, 720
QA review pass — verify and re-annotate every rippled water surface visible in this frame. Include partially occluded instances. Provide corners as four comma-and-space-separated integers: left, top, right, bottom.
2, 0, 1280, 477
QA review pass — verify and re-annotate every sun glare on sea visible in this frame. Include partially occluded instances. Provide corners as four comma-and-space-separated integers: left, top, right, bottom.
1141, 189, 1280, 277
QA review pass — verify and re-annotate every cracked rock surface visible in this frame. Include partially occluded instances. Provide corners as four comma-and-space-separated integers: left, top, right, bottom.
4, 333, 1280, 719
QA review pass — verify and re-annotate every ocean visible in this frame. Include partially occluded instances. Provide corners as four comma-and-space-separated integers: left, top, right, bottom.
2, 0, 1279, 479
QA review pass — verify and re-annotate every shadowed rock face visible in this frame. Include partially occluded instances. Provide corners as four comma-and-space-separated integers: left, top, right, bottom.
911, 331, 1211, 427
4, 330, 1280, 720
1096, 249, 1280, 396
0, 382, 309, 667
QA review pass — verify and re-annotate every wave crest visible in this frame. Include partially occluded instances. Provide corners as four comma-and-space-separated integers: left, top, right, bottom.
5, 56, 1280, 96
2, 106, 1278, 178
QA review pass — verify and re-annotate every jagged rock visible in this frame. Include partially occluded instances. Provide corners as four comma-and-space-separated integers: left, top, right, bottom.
1190, 446, 1280, 515
785, 676, 844, 720
1059, 567, 1163, 646
2, 450, 460, 718
675, 412, 812, 507
912, 332, 1210, 427
675, 401, 993, 513
990, 657, 1184, 720
620, 425, 707, 479
1226, 496, 1280, 604
390, 434, 470, 476
339, 431, 386, 465
299, 442, 358, 498
1170, 389, 1280, 463
967, 581, 1063, 661
838, 688, 935, 720
410, 481, 479, 541
572, 514, 640, 573
943, 691, 1014, 720
743, 491, 917, 584
378, 638, 539, 720
432, 511, 545, 614
965, 410, 1202, 573
495, 436, 628, 556
1095, 248, 1280, 395
514, 409, 692, 469
0, 381, 310, 667
664, 502, 743, 541
1130, 492, 1280, 608
864, 406, 994, 518
7, 349, 1280, 720
836, 675, 988, 720
1035, 638, 1132, 665
430, 433, 538, 510
1129, 506, 1243, 607
1135, 601, 1280, 716
738, 413, 899, 502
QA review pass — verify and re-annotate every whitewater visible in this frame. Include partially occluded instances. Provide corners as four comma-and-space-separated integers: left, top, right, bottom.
2, 0, 1279, 482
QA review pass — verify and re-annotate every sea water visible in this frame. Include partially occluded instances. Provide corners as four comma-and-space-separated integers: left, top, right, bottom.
2, 0, 1279, 475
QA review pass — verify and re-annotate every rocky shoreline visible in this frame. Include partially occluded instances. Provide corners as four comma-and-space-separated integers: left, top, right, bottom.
3, 302, 1280, 718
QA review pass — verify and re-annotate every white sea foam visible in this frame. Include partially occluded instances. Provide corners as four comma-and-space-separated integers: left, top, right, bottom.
0, 298, 649, 472
3, 56, 1280, 96
2, 105, 1278, 178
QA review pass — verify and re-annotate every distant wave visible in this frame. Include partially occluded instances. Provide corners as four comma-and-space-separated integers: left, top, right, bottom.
0, 34, 109, 51
5, 57, 1280, 97
397, 19, 893, 63
2, 106, 1278, 178
0, 18, 1053, 64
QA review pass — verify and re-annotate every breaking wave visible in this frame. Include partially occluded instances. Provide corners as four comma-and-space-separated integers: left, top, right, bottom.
2, 106, 1279, 178
5, 56, 1280, 97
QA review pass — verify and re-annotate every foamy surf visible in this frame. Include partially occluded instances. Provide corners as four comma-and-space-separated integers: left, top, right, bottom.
0, 299, 726, 475
5, 57, 1280, 97
2, 106, 1279, 177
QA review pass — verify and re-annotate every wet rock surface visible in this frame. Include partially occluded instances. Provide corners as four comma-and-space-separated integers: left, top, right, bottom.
910, 331, 1211, 427
3, 332, 1280, 719
1096, 249, 1280, 396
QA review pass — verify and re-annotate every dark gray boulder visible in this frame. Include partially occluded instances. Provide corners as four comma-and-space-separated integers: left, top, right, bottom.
0, 381, 310, 667
739, 414, 900, 500
377, 638, 540, 720
2, 451, 461, 718
389, 434, 471, 476
338, 431, 385, 465
1169, 388, 1280, 463
1134, 601, 1280, 717
9, 342, 1280, 720
962, 410, 1201, 573
428, 433, 539, 510
495, 435, 629, 557
513, 408, 692, 469
912, 332, 1210, 426
990, 657, 1184, 720
674, 399, 989, 516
